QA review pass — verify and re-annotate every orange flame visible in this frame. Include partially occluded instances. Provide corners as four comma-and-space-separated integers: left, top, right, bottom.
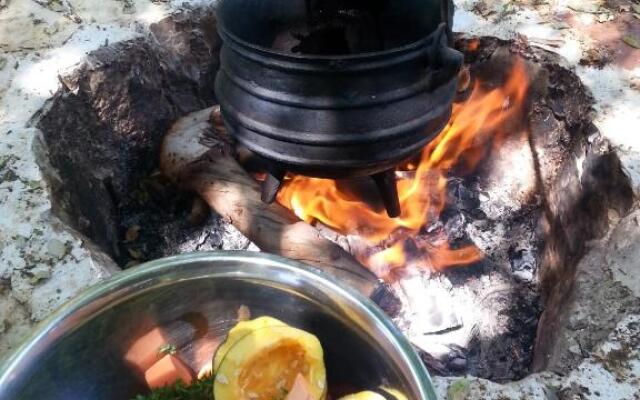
277, 60, 530, 278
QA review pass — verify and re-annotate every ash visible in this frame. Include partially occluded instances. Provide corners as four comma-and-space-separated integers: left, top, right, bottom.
397, 176, 543, 381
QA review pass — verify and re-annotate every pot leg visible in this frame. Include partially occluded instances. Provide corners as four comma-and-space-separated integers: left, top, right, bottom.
261, 167, 286, 204
373, 169, 401, 218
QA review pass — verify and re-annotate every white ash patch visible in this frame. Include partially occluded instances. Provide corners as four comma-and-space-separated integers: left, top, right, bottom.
396, 271, 464, 337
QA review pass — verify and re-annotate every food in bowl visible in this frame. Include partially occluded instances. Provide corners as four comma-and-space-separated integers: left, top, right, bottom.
213, 316, 326, 400
0, 252, 434, 400
133, 310, 406, 400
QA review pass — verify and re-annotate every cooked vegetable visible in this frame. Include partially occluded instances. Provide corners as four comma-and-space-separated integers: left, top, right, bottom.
145, 354, 195, 389
213, 316, 327, 400
125, 327, 168, 371
338, 387, 408, 400
380, 388, 408, 400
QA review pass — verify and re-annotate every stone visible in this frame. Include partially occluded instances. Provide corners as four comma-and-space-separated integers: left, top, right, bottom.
606, 210, 640, 297
0, 0, 76, 51
566, 0, 604, 13
534, 238, 640, 374
46, 238, 67, 259
26, 265, 52, 285
559, 315, 640, 400
434, 373, 563, 400
0, 284, 31, 357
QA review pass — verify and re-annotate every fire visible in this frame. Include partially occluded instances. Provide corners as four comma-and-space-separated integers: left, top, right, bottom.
277, 60, 530, 279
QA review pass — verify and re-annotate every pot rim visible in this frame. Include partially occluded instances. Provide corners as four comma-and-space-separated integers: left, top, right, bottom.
0, 251, 437, 400
216, 8, 443, 63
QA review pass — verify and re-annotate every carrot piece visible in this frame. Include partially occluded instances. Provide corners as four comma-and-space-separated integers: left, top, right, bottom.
125, 327, 167, 372
285, 374, 314, 400
145, 354, 195, 389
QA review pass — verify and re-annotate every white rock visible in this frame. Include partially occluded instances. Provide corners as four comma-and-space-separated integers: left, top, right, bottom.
47, 238, 67, 259
0, 0, 76, 51
560, 315, 640, 399
606, 210, 640, 297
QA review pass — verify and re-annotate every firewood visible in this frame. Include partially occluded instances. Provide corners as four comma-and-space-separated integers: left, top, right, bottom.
160, 107, 399, 313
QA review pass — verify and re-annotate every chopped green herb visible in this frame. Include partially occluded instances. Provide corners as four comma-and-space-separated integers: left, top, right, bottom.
157, 344, 177, 356
131, 377, 213, 400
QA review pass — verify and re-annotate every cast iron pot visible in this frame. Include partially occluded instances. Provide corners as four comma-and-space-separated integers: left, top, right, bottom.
215, 0, 463, 179
0, 252, 437, 400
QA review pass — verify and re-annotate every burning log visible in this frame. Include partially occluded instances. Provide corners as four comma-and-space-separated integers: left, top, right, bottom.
160, 107, 398, 314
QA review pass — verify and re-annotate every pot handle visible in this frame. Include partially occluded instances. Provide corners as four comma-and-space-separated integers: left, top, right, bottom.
427, 24, 464, 90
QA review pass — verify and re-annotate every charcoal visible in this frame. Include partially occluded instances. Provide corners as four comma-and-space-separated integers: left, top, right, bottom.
448, 178, 481, 211
444, 212, 467, 242
509, 247, 536, 270
447, 355, 468, 373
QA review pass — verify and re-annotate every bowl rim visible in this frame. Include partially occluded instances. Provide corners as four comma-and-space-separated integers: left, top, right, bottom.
0, 251, 437, 400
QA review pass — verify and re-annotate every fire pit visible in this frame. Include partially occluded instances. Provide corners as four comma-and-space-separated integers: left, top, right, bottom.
215, 0, 463, 217
32, 3, 636, 387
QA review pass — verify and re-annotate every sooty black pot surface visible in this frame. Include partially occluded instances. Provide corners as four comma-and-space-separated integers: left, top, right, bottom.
215, 0, 462, 216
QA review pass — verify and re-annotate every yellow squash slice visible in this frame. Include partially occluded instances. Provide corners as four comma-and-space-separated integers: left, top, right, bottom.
213, 316, 326, 400
339, 387, 408, 400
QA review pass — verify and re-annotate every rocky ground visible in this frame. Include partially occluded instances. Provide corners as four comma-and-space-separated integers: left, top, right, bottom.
1, 0, 639, 398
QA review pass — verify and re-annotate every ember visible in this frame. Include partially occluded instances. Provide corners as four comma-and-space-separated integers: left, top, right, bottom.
277, 61, 531, 278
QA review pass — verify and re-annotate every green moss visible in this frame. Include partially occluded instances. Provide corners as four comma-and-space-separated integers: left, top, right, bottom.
447, 379, 470, 400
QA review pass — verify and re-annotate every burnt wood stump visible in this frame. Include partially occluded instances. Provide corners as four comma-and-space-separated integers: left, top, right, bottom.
35, 6, 221, 264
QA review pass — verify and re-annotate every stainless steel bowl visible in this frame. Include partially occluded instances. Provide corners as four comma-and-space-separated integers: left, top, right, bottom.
0, 252, 436, 400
